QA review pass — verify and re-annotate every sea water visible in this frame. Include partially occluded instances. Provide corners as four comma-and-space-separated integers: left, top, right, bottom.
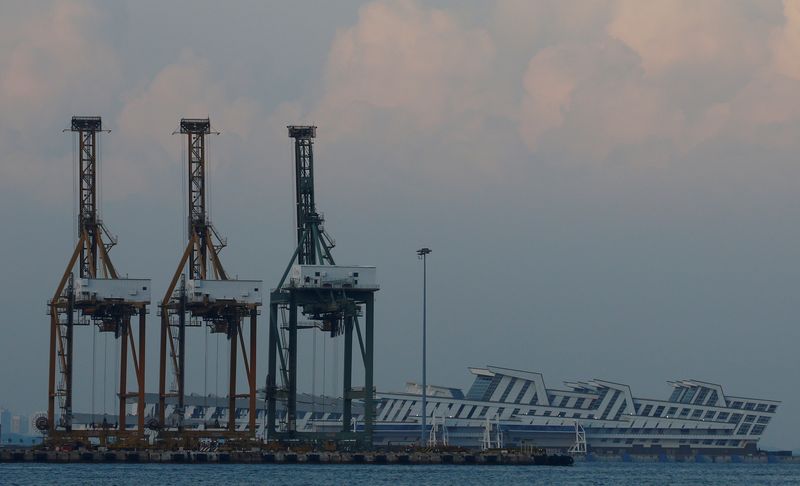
0, 461, 798, 485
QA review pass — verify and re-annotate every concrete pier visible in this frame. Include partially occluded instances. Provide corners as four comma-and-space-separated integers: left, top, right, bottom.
0, 449, 573, 466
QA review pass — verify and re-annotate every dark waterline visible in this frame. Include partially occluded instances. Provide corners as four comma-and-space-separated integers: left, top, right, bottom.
1, 462, 799, 485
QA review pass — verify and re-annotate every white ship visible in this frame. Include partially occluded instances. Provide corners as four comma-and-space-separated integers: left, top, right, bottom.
75, 364, 778, 455
365, 365, 779, 454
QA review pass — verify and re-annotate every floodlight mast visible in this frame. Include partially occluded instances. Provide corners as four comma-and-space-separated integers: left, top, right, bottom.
416, 247, 431, 445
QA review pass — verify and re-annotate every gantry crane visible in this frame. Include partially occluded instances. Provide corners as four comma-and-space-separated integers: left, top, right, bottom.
266, 126, 378, 446
157, 118, 261, 446
46, 116, 150, 446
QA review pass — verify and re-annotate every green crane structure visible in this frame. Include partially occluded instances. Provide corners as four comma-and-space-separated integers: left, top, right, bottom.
266, 126, 377, 447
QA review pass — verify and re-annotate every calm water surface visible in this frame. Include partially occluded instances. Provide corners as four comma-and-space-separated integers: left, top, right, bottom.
1, 462, 798, 485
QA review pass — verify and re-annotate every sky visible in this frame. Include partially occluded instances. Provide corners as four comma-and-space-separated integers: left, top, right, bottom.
0, 0, 799, 450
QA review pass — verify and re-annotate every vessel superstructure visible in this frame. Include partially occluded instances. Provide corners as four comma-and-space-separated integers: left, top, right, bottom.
369, 366, 779, 454
73, 365, 778, 455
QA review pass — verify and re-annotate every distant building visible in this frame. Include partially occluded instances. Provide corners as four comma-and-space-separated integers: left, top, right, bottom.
11, 415, 27, 435
0, 408, 10, 435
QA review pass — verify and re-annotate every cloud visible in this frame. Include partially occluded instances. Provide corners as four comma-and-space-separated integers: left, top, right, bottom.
118, 51, 261, 154
109, 51, 265, 198
297, 0, 800, 170
519, 40, 684, 160
771, 0, 800, 80
310, 0, 495, 140
0, 1, 122, 198
5, 0, 800, 198
0, 1, 121, 125
492, 0, 613, 51
607, 0, 773, 78
514, 0, 800, 163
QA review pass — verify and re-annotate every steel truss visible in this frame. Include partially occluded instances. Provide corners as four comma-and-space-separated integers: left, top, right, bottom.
47, 117, 148, 447
266, 126, 376, 447
158, 118, 259, 446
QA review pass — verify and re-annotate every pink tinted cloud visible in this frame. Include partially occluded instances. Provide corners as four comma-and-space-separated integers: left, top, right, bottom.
519, 40, 684, 160
514, 0, 800, 162
772, 0, 800, 80
0, 1, 120, 121
111, 51, 265, 199
607, 0, 772, 77
0, 1, 121, 198
312, 0, 495, 140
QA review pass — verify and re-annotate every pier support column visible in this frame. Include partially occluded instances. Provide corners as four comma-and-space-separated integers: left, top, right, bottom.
65, 290, 74, 431
138, 307, 146, 432
229, 320, 238, 432
342, 315, 353, 433
249, 309, 257, 434
47, 312, 57, 434
119, 318, 129, 431
158, 311, 167, 427
364, 294, 375, 446
288, 294, 298, 435
267, 302, 278, 437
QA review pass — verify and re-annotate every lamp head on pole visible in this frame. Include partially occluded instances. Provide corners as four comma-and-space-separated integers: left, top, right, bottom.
416, 247, 431, 259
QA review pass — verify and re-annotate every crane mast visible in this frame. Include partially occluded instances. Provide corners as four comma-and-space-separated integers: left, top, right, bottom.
267, 126, 377, 447
158, 118, 260, 447
290, 126, 335, 266
46, 116, 150, 447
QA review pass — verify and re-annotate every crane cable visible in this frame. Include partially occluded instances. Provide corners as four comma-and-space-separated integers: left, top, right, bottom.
333, 334, 339, 407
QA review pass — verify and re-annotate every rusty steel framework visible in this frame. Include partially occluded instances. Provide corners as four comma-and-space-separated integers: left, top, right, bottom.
266, 126, 376, 446
47, 116, 149, 445
158, 118, 260, 444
